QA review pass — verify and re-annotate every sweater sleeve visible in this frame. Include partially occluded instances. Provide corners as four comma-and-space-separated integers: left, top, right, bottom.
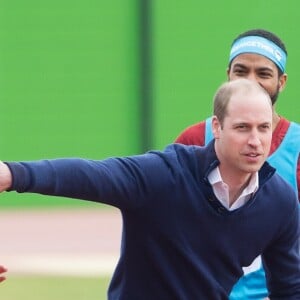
5, 151, 178, 210
262, 189, 300, 298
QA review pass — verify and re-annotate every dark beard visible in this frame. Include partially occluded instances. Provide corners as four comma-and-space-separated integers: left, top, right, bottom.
270, 86, 280, 105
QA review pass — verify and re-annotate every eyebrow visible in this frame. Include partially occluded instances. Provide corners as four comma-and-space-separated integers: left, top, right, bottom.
232, 63, 274, 72
232, 121, 272, 127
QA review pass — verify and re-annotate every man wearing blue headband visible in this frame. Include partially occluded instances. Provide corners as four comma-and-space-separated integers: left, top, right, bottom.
175, 29, 300, 299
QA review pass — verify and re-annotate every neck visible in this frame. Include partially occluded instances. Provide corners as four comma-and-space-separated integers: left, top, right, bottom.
228, 179, 250, 206
217, 166, 253, 206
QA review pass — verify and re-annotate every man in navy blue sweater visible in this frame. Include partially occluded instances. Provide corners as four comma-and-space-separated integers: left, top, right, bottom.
0, 79, 299, 299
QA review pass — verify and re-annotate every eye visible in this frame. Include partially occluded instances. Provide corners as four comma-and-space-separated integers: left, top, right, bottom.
258, 71, 273, 78
233, 69, 247, 76
235, 124, 248, 131
260, 124, 271, 130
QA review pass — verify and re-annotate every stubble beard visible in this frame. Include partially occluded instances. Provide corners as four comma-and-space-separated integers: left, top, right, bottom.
270, 85, 280, 105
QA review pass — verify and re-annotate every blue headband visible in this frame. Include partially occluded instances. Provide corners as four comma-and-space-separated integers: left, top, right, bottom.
229, 36, 287, 72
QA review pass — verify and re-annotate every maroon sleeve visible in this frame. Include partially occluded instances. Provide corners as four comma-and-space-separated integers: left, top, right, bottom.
174, 121, 206, 146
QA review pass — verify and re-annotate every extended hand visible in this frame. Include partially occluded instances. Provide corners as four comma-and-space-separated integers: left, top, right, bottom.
0, 161, 12, 192
0, 265, 7, 283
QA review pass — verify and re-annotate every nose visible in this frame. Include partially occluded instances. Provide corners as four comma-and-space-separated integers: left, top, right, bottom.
248, 131, 261, 147
244, 73, 258, 82
244, 74, 265, 90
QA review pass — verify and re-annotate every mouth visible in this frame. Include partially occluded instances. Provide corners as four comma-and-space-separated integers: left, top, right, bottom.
247, 153, 260, 157
244, 152, 262, 163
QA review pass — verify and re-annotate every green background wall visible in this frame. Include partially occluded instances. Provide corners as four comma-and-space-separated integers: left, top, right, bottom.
152, 1, 300, 148
0, 1, 140, 207
0, 0, 299, 207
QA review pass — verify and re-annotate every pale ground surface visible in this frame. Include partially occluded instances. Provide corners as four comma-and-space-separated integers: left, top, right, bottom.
0, 208, 121, 277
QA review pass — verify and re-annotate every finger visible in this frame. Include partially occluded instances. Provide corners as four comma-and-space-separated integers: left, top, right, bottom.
0, 276, 6, 283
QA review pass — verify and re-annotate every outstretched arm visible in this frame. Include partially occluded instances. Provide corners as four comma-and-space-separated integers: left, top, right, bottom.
0, 153, 174, 209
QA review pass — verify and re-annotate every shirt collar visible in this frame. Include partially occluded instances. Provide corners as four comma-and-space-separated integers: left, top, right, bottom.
208, 167, 259, 210
208, 167, 258, 192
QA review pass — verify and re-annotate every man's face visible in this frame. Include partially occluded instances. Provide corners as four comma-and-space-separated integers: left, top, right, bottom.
213, 90, 272, 181
227, 53, 287, 105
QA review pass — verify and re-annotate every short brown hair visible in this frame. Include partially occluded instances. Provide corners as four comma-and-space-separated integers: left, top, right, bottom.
213, 79, 271, 126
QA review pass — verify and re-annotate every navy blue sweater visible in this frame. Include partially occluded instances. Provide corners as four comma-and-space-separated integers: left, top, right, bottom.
6, 142, 300, 299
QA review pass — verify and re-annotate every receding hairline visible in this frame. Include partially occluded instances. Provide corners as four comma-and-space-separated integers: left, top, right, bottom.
213, 79, 272, 124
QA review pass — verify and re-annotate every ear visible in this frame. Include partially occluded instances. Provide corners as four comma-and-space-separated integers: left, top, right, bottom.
278, 73, 287, 92
226, 67, 230, 79
212, 116, 221, 139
